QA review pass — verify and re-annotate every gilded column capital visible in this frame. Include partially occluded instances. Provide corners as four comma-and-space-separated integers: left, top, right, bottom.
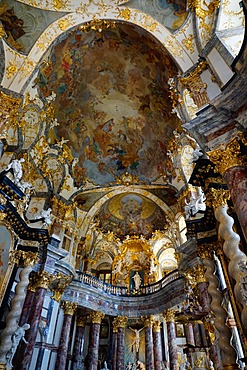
164, 309, 176, 322
153, 320, 161, 332
207, 134, 245, 175
112, 317, 119, 332
90, 311, 105, 324
11, 250, 39, 267
61, 301, 78, 315
144, 315, 155, 328
208, 188, 230, 209
77, 316, 87, 327
116, 316, 128, 328
35, 270, 54, 289
50, 274, 71, 302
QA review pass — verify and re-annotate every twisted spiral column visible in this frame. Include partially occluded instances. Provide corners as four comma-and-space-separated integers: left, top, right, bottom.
210, 188, 247, 333
0, 251, 38, 363
203, 257, 237, 368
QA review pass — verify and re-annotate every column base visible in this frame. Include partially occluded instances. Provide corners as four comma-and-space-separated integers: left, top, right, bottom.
0, 363, 6, 370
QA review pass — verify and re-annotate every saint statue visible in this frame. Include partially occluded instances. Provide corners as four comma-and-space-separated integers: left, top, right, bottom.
101, 361, 109, 370
6, 324, 30, 368
132, 271, 142, 290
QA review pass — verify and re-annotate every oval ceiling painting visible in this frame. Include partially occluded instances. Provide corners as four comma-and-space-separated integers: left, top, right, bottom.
96, 193, 168, 240
36, 22, 181, 187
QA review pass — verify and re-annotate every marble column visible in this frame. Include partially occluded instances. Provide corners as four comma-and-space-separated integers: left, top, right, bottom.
111, 319, 118, 370
0, 251, 38, 369
87, 311, 105, 370
72, 315, 87, 370
184, 323, 195, 347
144, 316, 155, 370
209, 187, 247, 336
153, 320, 162, 370
116, 316, 128, 370
193, 323, 202, 347
164, 309, 178, 370
55, 301, 78, 370
18, 270, 54, 370
208, 134, 247, 242
19, 287, 35, 327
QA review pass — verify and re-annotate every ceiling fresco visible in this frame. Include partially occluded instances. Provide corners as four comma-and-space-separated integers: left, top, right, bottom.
95, 193, 168, 239
126, 0, 188, 32
0, 0, 67, 54
36, 22, 181, 188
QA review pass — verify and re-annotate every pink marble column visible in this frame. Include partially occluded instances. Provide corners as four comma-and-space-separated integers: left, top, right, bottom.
184, 323, 195, 347
153, 320, 162, 370
72, 316, 87, 370
164, 310, 178, 370
19, 288, 35, 326
197, 281, 211, 313
115, 317, 128, 370
19, 271, 53, 370
87, 311, 105, 370
224, 166, 247, 242
55, 301, 77, 370
193, 323, 203, 347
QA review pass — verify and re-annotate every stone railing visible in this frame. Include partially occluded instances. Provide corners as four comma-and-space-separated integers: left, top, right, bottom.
75, 270, 182, 296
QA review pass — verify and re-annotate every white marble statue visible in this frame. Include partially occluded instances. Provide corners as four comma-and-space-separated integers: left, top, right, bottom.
126, 362, 134, 370
6, 158, 25, 185
40, 208, 52, 227
101, 361, 109, 370
132, 272, 142, 290
6, 324, 30, 368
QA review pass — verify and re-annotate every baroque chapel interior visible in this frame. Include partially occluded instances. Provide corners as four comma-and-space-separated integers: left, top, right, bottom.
0, 0, 247, 369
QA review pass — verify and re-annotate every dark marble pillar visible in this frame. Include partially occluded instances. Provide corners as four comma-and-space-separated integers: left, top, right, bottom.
153, 320, 162, 370
224, 166, 247, 242
184, 323, 195, 347
111, 322, 118, 370
164, 309, 178, 370
72, 316, 87, 370
18, 271, 53, 370
87, 311, 105, 370
116, 316, 128, 370
55, 301, 78, 370
19, 288, 35, 326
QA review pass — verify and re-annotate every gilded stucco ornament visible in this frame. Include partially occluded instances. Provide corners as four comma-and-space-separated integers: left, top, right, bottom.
197, 243, 214, 260
0, 91, 22, 137
77, 316, 87, 327
11, 250, 39, 267
80, 16, 116, 33
164, 308, 176, 322
207, 134, 245, 175
115, 316, 128, 328
51, 274, 71, 302
179, 61, 208, 108
153, 320, 161, 332
33, 270, 54, 289
61, 301, 78, 315
90, 311, 105, 324
115, 172, 140, 185
208, 188, 230, 209
144, 315, 155, 328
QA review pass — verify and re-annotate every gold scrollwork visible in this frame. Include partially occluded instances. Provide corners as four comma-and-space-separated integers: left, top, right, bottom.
77, 316, 87, 327
207, 134, 245, 175
208, 188, 230, 209
80, 16, 116, 33
144, 315, 155, 328
153, 320, 161, 332
11, 250, 39, 267
179, 61, 208, 108
34, 270, 54, 289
